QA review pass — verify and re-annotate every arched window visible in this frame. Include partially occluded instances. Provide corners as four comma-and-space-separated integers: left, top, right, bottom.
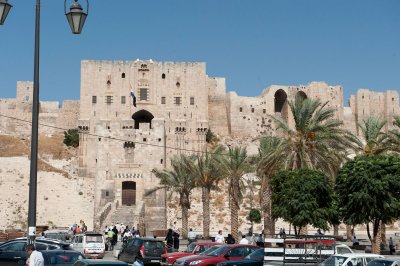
132, 109, 154, 129
162, 73, 166, 79
122, 73, 126, 78
122, 181, 136, 206
274, 89, 288, 122
296, 91, 307, 100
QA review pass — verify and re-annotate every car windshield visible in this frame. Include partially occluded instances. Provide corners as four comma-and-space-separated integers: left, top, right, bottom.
200, 245, 222, 255
46, 252, 84, 264
207, 246, 230, 257
85, 235, 103, 243
245, 248, 264, 260
368, 260, 397, 266
322, 256, 347, 266
186, 242, 197, 253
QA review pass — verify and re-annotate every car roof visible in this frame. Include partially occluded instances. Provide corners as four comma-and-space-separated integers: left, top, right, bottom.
333, 254, 384, 258
40, 250, 82, 254
131, 237, 164, 241
76, 259, 128, 265
196, 242, 220, 246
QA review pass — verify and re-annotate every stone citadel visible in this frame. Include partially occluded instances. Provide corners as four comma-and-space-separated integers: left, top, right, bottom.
0, 60, 399, 235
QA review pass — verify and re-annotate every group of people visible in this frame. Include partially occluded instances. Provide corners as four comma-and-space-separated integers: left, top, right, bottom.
70, 220, 87, 235
214, 230, 264, 247
165, 223, 180, 252
103, 223, 141, 251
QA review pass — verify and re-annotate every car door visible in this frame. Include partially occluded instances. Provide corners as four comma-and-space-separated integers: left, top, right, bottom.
0, 241, 26, 266
225, 247, 247, 261
72, 235, 83, 252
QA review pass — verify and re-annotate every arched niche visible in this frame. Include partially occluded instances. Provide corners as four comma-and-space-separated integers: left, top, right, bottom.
296, 91, 308, 100
274, 89, 288, 122
132, 109, 154, 129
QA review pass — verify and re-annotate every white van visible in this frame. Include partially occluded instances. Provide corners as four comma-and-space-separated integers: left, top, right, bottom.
71, 232, 105, 259
320, 253, 384, 266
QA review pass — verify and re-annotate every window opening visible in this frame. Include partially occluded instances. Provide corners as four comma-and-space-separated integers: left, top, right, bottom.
92, 96, 97, 104
162, 73, 166, 79
174, 97, 182, 105
122, 73, 125, 78
140, 88, 148, 101
190, 97, 195, 105
106, 96, 113, 104
161, 97, 166, 104
121, 96, 126, 104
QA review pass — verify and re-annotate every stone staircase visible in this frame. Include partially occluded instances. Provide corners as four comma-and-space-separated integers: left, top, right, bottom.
109, 205, 140, 228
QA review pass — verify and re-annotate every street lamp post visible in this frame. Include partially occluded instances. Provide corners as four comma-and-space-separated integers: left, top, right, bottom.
0, 0, 89, 245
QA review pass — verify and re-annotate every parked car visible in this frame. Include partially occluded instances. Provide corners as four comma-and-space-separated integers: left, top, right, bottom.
118, 237, 166, 265
173, 244, 260, 266
0, 238, 72, 266
174, 244, 226, 266
161, 241, 221, 265
320, 253, 384, 266
43, 230, 72, 243
73, 260, 129, 266
41, 250, 84, 265
217, 247, 264, 266
70, 232, 105, 259
367, 258, 400, 266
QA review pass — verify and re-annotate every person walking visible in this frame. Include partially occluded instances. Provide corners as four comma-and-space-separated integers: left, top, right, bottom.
225, 234, 235, 244
26, 244, 44, 266
165, 229, 174, 252
215, 230, 224, 243
173, 231, 180, 251
239, 235, 249, 244
188, 228, 196, 244
389, 237, 395, 255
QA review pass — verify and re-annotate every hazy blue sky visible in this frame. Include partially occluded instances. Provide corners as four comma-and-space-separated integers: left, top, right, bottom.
1, 0, 399, 105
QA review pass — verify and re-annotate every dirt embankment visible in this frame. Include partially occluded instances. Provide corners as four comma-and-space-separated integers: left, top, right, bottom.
0, 134, 76, 176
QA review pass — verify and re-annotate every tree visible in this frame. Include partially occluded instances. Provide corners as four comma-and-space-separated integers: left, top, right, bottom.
336, 155, 400, 253
358, 116, 389, 155
388, 116, 400, 153
219, 146, 253, 242
271, 169, 335, 235
63, 128, 79, 147
149, 154, 197, 239
194, 145, 225, 239
257, 96, 360, 234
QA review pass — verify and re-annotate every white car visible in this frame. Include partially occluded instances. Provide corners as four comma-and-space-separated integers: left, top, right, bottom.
320, 253, 384, 266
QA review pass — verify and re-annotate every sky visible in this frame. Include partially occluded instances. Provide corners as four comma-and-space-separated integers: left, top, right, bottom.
1, 0, 400, 106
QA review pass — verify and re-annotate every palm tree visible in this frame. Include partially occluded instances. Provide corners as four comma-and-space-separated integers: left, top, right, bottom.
357, 116, 390, 247
195, 145, 225, 240
149, 154, 197, 239
358, 116, 389, 155
219, 146, 253, 243
257, 96, 360, 235
388, 116, 400, 153
256, 136, 283, 236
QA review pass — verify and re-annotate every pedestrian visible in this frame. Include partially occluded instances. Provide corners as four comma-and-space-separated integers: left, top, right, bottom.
112, 226, 118, 246
107, 228, 116, 251
389, 237, 395, 255
173, 231, 180, 251
75, 226, 81, 234
239, 235, 249, 244
165, 229, 174, 252
225, 234, 235, 244
133, 256, 144, 266
188, 228, 196, 244
352, 235, 359, 247
26, 244, 44, 266
256, 232, 264, 247
215, 230, 224, 243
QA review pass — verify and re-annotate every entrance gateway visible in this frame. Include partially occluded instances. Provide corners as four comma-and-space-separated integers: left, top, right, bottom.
122, 181, 136, 206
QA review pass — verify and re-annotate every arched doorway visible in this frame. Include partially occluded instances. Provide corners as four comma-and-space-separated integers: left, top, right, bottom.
296, 91, 307, 100
122, 181, 136, 206
274, 89, 288, 122
132, 109, 154, 129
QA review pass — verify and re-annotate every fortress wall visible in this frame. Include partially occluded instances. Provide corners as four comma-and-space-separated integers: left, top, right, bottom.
227, 92, 269, 137
57, 100, 80, 130
207, 77, 230, 136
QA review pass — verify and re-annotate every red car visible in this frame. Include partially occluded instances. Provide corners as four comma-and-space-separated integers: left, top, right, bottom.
176, 244, 260, 266
161, 242, 221, 266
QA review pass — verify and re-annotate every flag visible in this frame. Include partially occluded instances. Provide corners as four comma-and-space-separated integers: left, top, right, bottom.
130, 90, 136, 107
